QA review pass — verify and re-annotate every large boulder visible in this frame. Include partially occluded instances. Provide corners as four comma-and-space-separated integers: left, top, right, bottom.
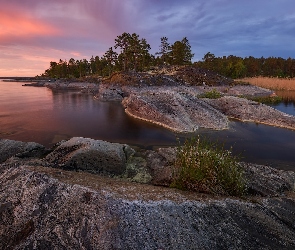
0, 139, 45, 163
123, 90, 228, 132
146, 147, 176, 186
45, 137, 132, 176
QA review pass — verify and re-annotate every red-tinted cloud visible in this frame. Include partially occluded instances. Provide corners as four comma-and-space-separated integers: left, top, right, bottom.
0, 0, 295, 76
0, 11, 60, 42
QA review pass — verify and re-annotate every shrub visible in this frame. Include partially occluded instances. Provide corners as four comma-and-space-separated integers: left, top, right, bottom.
199, 89, 222, 99
171, 136, 246, 196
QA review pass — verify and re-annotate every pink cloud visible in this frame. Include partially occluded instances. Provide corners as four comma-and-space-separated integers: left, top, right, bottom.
0, 11, 60, 42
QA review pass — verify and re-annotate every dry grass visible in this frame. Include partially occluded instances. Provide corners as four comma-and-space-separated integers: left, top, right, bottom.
240, 77, 295, 90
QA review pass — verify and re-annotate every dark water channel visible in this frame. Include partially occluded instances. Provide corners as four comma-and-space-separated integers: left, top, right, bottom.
1, 81, 295, 171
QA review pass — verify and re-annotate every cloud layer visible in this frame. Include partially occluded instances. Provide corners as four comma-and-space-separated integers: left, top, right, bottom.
0, 0, 294, 76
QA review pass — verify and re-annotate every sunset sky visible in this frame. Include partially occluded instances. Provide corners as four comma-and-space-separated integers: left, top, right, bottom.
0, 0, 295, 77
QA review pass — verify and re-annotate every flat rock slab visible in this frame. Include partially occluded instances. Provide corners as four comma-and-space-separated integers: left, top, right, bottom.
0, 139, 45, 163
123, 90, 229, 132
44, 82, 98, 91
45, 137, 132, 176
225, 85, 273, 97
205, 96, 295, 130
1, 164, 295, 249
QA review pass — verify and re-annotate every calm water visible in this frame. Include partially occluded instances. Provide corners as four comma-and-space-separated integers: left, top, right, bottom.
1, 80, 295, 171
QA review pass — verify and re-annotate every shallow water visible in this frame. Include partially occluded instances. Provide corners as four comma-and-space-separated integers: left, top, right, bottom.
271, 90, 295, 116
1, 81, 295, 171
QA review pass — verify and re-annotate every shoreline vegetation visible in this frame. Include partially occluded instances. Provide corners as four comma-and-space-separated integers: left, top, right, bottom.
239, 76, 295, 90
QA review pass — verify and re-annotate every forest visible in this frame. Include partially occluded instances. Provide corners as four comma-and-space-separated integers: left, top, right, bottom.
41, 32, 295, 79
195, 52, 295, 79
41, 33, 194, 79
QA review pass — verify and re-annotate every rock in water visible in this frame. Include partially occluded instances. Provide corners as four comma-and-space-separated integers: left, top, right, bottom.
205, 96, 295, 130
123, 90, 228, 132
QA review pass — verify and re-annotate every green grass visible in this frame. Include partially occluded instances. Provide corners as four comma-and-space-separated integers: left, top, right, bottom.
171, 136, 246, 197
199, 89, 223, 99
247, 95, 282, 104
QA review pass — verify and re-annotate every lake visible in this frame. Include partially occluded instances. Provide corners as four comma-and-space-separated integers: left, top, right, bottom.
1, 80, 295, 171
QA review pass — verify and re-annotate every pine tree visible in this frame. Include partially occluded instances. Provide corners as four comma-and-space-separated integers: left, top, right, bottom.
103, 47, 118, 75
171, 37, 194, 65
156, 37, 171, 65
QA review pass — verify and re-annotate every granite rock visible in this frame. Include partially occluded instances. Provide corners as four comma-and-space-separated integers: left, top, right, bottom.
45, 137, 132, 176
0, 139, 45, 163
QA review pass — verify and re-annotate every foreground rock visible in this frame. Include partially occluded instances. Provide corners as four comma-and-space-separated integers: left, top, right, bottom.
1, 138, 295, 249
0, 139, 45, 163
45, 137, 134, 176
123, 89, 229, 132
143, 147, 295, 197
205, 96, 295, 130
1, 162, 295, 249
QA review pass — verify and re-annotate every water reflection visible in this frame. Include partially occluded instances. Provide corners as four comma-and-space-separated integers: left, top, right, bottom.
272, 90, 295, 116
275, 90, 295, 102
48, 89, 177, 147
1, 82, 295, 171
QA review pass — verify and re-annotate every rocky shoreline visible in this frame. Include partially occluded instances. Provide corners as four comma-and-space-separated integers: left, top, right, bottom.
24, 67, 295, 134
1, 137, 295, 249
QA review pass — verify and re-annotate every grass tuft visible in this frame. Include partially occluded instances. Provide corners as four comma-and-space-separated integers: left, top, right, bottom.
199, 89, 223, 99
247, 95, 282, 104
171, 136, 246, 197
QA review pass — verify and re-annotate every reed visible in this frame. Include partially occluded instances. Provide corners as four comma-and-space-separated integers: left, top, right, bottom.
240, 77, 295, 90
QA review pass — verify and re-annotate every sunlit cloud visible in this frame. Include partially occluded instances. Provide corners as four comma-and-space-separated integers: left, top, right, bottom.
0, 0, 294, 76
0, 11, 60, 41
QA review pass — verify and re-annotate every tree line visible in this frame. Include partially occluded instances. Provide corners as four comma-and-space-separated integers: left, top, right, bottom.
42, 32, 295, 79
194, 52, 295, 79
42, 32, 194, 78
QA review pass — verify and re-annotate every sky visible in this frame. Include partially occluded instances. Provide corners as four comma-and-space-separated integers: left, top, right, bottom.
0, 0, 295, 77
